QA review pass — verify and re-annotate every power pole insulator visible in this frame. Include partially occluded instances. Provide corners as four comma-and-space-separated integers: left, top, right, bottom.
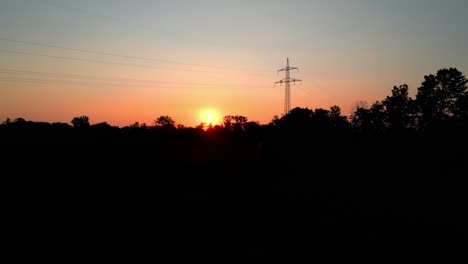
275, 58, 301, 115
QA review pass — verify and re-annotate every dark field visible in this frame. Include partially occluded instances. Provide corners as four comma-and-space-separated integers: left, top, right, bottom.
2, 123, 467, 261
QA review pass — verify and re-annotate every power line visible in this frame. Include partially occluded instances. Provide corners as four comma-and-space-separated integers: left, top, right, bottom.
0, 37, 186, 65
0, 49, 222, 73
40, 0, 241, 55
0, 37, 272, 74
296, 86, 316, 98
0, 48, 273, 79
0, 77, 272, 91
0, 68, 272, 88
0, 77, 216, 88
0, 68, 212, 86
0, 77, 270, 90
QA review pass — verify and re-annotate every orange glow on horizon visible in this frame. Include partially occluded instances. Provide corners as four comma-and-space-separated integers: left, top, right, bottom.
199, 108, 221, 126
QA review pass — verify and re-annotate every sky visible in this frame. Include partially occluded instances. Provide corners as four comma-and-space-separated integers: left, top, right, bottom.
1, 0, 467, 127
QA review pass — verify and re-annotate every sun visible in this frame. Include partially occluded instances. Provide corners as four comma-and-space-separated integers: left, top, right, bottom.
206, 114, 214, 122
199, 108, 221, 125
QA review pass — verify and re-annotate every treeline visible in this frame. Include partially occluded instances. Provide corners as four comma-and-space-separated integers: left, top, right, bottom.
351, 68, 467, 136
1, 67, 467, 141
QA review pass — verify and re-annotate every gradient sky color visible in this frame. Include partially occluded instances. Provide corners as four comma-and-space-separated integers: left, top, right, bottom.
1, 0, 467, 127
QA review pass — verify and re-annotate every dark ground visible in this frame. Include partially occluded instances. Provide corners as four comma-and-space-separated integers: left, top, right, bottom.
1, 131, 468, 262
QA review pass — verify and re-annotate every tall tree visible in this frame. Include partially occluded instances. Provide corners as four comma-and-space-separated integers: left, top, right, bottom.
416, 68, 467, 129
383, 84, 415, 131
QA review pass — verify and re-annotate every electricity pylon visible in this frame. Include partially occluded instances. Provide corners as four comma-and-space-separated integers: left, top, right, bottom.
275, 58, 301, 115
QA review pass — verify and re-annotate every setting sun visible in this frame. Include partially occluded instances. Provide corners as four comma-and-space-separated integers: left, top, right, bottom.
199, 108, 221, 125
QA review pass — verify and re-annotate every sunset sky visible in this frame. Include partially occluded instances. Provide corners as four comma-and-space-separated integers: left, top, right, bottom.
1, 0, 467, 127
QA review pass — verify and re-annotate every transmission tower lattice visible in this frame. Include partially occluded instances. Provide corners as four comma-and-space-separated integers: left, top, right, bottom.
275, 58, 301, 115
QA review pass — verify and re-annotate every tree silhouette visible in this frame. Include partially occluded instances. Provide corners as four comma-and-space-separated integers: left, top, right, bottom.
91, 122, 112, 129
382, 84, 415, 131
223, 115, 248, 131
71, 115, 90, 128
350, 100, 369, 116
196, 122, 206, 130
14, 117, 26, 123
351, 102, 386, 134
416, 68, 467, 129
312, 108, 333, 131
329, 105, 342, 119
223, 115, 232, 129
233, 115, 248, 131
129, 122, 140, 128
269, 115, 280, 126
281, 107, 314, 126
154, 115, 175, 128
328, 105, 349, 130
